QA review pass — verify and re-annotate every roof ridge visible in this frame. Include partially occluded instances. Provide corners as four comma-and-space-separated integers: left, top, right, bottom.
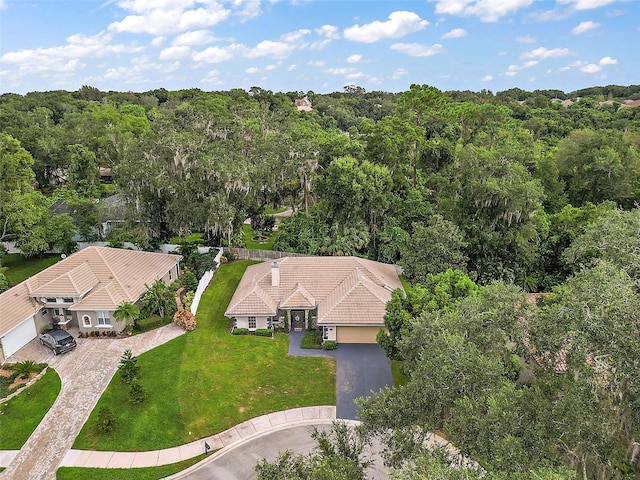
94, 247, 135, 302
322, 269, 362, 319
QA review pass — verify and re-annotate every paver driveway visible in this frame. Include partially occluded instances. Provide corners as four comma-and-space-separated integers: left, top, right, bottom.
1, 324, 185, 480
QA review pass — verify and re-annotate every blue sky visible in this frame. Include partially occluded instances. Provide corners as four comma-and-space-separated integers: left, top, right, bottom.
0, 0, 638, 95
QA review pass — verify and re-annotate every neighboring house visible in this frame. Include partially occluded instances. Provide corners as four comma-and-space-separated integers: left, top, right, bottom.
295, 97, 312, 111
0, 246, 181, 363
225, 257, 403, 344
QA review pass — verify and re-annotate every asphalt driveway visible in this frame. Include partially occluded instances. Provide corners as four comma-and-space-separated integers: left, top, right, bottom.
288, 331, 394, 420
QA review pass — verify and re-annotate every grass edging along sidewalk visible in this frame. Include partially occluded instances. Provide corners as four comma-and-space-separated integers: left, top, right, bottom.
0, 369, 61, 449
74, 260, 336, 452
56, 455, 206, 480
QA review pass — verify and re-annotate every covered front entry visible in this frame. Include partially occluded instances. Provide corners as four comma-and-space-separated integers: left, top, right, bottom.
291, 310, 305, 331
336, 326, 382, 344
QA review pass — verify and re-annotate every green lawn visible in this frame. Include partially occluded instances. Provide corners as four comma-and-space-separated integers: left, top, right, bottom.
242, 224, 278, 250
73, 260, 335, 451
56, 455, 206, 480
2, 253, 61, 286
0, 369, 61, 449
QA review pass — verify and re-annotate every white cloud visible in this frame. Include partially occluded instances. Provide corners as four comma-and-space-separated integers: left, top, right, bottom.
516, 34, 536, 43
481, 75, 493, 81
346, 54, 362, 63
192, 44, 242, 63
245, 66, 260, 74
392, 68, 408, 79
0, 32, 143, 77
442, 28, 467, 39
201, 69, 223, 85
572, 21, 600, 34
580, 63, 601, 73
430, 0, 534, 22
309, 39, 332, 50
308, 60, 325, 67
599, 56, 617, 65
325, 67, 361, 76
0, 0, 7, 9
109, 2, 231, 35
159, 45, 192, 59
281, 29, 311, 43
390, 43, 444, 57
151, 36, 166, 47
287, 64, 297, 71
521, 46, 571, 59
316, 25, 340, 39
173, 30, 216, 45
343, 11, 428, 43
246, 40, 295, 59
265, 64, 277, 71
504, 60, 538, 76
557, 0, 615, 10
235, 0, 261, 21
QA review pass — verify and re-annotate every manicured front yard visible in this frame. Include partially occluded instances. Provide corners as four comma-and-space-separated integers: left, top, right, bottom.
2, 253, 61, 286
73, 260, 335, 451
0, 369, 61, 449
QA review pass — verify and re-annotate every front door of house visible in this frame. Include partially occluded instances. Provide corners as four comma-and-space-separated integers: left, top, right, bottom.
291, 310, 305, 331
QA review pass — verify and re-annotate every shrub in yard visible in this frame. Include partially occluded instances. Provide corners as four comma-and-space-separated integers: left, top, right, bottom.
118, 349, 140, 384
181, 269, 198, 292
98, 406, 116, 432
0, 272, 8, 293
13, 360, 42, 379
222, 250, 236, 262
183, 290, 195, 311
254, 329, 273, 337
322, 341, 338, 351
232, 328, 249, 335
128, 378, 146, 404
173, 309, 196, 331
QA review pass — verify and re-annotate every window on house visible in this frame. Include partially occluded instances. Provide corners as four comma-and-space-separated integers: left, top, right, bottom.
248, 316, 257, 329
46, 298, 56, 303
323, 327, 328, 340
82, 315, 91, 327
267, 317, 273, 329
54, 308, 62, 316
64, 309, 71, 317
41, 309, 48, 316
97, 311, 111, 326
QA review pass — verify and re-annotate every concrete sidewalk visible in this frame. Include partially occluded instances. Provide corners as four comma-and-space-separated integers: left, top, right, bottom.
58, 406, 335, 469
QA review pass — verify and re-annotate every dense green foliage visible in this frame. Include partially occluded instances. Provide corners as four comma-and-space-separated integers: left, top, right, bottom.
1, 84, 638, 289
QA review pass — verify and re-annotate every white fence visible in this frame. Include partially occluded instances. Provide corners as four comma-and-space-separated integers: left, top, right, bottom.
190, 248, 223, 315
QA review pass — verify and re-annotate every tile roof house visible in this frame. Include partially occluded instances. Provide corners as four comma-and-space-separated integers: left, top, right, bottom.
225, 257, 403, 344
0, 246, 181, 362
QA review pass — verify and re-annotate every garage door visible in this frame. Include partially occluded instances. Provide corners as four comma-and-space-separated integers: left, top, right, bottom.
336, 326, 382, 344
1, 317, 37, 359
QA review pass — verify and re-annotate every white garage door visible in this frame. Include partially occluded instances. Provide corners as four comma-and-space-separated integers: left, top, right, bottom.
1, 317, 37, 359
336, 326, 382, 344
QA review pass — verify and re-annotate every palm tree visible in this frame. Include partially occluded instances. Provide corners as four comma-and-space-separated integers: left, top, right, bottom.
113, 301, 140, 332
141, 279, 177, 318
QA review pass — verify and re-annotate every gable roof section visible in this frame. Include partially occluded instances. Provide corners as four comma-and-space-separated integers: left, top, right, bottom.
281, 283, 316, 309
0, 247, 181, 335
29, 262, 99, 298
225, 256, 402, 326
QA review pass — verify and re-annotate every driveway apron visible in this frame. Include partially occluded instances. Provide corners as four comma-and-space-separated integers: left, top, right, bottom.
1, 324, 185, 480
288, 331, 393, 420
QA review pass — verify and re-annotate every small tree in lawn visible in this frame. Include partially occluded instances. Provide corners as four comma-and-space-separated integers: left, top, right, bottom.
140, 279, 177, 318
118, 349, 140, 384
113, 301, 139, 333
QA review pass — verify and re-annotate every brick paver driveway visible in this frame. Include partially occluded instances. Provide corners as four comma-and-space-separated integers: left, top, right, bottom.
1, 324, 185, 480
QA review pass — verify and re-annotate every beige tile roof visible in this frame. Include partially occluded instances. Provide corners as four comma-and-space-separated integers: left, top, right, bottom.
0, 247, 181, 335
225, 256, 402, 327
29, 262, 99, 297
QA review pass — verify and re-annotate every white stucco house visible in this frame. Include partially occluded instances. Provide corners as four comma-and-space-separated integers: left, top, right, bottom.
0, 246, 181, 363
225, 256, 403, 344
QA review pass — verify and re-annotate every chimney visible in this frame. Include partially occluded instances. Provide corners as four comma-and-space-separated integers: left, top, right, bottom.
271, 261, 280, 287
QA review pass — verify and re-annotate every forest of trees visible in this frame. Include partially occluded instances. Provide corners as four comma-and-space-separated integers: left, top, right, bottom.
2, 83, 640, 478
